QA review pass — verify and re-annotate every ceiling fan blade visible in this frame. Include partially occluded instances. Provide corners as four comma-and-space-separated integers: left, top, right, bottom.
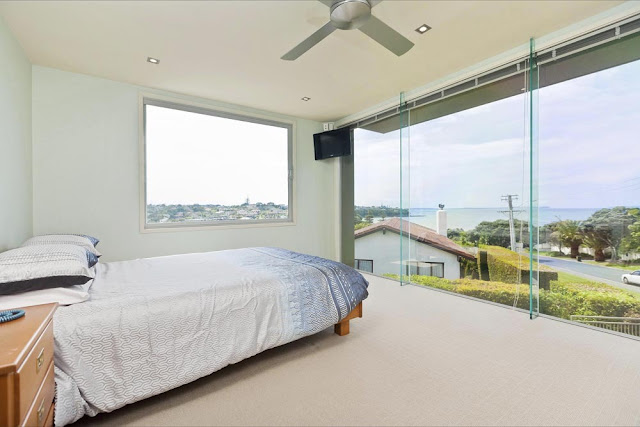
369, 0, 383, 8
359, 15, 414, 57
281, 21, 336, 61
317, 0, 333, 7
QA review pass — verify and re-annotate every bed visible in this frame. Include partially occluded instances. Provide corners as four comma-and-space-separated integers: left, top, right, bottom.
52, 247, 369, 426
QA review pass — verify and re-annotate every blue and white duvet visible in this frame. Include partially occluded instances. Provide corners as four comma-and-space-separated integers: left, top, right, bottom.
53, 247, 368, 426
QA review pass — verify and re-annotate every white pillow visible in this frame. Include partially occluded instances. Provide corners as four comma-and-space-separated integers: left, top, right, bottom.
0, 244, 96, 296
22, 234, 101, 257
0, 280, 92, 310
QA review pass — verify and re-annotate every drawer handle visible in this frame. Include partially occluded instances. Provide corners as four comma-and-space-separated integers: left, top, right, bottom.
36, 348, 45, 373
37, 398, 45, 423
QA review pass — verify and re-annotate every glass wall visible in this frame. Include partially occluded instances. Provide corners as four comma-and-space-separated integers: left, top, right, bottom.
355, 86, 532, 310
353, 126, 404, 277
352, 20, 640, 335
401, 77, 533, 312
535, 55, 640, 334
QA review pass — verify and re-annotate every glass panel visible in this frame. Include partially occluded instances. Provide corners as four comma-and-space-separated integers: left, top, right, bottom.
527, 38, 540, 319
353, 125, 404, 279
400, 64, 531, 312
400, 92, 411, 284
352, 92, 412, 283
536, 52, 640, 336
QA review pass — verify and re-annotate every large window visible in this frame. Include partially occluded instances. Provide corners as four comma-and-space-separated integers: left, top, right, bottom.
142, 98, 293, 229
351, 20, 640, 337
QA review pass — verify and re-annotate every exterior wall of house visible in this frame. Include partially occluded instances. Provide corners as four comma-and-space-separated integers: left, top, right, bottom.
354, 230, 462, 280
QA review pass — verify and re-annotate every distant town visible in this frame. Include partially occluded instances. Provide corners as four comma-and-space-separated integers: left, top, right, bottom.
147, 202, 288, 223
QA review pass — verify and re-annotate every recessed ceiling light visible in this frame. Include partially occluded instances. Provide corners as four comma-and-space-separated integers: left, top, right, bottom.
147, 57, 160, 64
301, 96, 311, 101
415, 24, 431, 34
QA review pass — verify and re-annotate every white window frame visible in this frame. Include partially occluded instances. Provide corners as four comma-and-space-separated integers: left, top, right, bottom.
139, 94, 296, 232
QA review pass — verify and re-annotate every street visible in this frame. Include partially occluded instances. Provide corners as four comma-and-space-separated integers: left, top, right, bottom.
538, 255, 640, 293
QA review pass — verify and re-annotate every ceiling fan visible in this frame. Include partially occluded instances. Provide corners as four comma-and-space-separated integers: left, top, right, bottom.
281, 0, 414, 61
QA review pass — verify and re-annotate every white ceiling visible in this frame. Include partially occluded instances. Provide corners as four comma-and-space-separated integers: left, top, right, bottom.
0, 1, 624, 122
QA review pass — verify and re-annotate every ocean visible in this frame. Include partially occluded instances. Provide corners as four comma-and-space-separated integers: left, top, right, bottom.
399, 207, 601, 231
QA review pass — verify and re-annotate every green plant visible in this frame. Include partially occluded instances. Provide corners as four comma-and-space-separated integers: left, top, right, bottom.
582, 224, 611, 262
354, 222, 369, 231
584, 207, 636, 261
482, 245, 557, 290
556, 220, 583, 258
621, 208, 640, 253
385, 273, 640, 320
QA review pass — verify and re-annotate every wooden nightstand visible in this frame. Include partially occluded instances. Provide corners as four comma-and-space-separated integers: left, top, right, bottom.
0, 303, 57, 427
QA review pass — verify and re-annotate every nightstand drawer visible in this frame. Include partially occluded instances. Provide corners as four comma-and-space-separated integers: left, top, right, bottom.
22, 362, 54, 427
43, 399, 54, 427
17, 320, 54, 419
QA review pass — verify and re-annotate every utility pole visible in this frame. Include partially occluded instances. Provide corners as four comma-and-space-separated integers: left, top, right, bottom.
500, 195, 518, 251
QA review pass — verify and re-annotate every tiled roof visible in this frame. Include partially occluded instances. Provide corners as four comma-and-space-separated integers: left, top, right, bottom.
354, 217, 476, 260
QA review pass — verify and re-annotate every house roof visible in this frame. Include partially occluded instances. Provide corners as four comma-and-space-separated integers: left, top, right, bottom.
355, 218, 476, 260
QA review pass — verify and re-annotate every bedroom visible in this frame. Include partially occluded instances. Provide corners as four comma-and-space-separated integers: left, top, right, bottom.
1, 1, 640, 426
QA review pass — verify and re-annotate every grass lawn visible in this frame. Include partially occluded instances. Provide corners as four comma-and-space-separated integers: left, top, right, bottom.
583, 261, 640, 271
555, 271, 600, 285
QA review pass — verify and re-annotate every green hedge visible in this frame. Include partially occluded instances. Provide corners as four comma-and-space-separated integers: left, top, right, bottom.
477, 250, 489, 280
546, 281, 640, 318
385, 274, 640, 320
482, 246, 558, 290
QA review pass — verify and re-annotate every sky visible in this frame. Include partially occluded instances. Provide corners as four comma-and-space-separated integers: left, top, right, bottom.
146, 106, 289, 206
354, 59, 640, 209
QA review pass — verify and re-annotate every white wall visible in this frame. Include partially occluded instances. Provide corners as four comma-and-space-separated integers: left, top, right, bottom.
32, 66, 337, 262
0, 17, 31, 251
355, 231, 461, 279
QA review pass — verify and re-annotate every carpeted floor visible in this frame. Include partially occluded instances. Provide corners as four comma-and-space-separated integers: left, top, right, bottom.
73, 274, 640, 426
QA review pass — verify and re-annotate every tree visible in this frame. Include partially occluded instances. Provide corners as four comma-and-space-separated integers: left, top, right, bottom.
584, 207, 635, 260
621, 208, 640, 254
354, 222, 369, 231
469, 219, 529, 248
354, 205, 408, 219
582, 224, 612, 262
448, 228, 465, 243
556, 220, 583, 258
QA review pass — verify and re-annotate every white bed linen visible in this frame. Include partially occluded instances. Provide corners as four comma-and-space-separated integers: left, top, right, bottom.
0, 281, 92, 310
53, 247, 368, 426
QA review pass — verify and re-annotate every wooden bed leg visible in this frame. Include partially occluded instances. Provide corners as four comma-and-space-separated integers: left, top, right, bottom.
334, 302, 363, 336
334, 319, 350, 336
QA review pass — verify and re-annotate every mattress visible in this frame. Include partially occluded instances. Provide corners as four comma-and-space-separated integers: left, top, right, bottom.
53, 247, 369, 426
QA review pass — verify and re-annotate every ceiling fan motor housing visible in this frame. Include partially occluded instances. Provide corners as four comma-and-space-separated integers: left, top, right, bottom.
330, 0, 372, 30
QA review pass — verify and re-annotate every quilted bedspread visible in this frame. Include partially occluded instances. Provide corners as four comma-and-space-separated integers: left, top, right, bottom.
53, 247, 369, 426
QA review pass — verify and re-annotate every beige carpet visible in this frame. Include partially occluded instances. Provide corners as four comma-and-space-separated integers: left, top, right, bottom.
74, 274, 640, 426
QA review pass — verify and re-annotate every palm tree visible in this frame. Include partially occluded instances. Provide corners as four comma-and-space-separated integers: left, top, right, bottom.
556, 220, 583, 258
581, 224, 612, 262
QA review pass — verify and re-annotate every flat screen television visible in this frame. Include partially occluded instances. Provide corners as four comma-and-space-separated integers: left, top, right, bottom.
313, 128, 352, 160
